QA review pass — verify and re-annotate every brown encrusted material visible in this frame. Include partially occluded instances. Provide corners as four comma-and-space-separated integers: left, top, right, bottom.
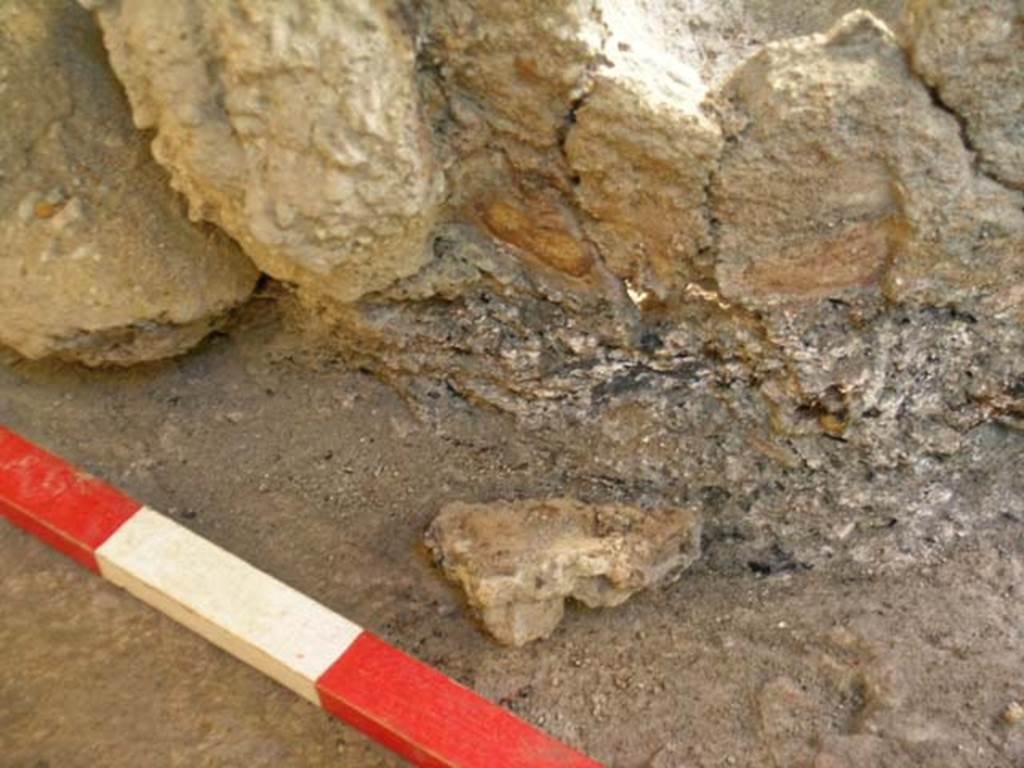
481, 196, 596, 280
425, 497, 701, 646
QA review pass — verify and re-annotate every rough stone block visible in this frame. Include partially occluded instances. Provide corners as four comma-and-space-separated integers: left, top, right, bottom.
426, 497, 701, 646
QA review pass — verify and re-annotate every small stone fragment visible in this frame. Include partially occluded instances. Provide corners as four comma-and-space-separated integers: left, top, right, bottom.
425, 497, 701, 646
1002, 701, 1024, 726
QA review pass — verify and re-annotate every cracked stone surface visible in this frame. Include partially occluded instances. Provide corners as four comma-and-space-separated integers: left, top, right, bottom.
0, 0, 258, 365
905, 0, 1024, 191
301, 5, 1022, 441
4, 2, 1024, 763
73, 1, 1024, 402
33, 0, 1024, 617
425, 497, 701, 645
565, 0, 722, 298
427, 0, 602, 156
60, 1, 1022, 394
82, 0, 445, 302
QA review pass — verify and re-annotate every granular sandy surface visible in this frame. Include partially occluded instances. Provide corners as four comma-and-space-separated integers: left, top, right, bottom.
2, 299, 1022, 767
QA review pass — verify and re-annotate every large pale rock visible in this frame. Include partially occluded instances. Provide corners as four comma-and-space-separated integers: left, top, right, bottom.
81, 0, 445, 302
712, 11, 1024, 315
905, 0, 1024, 191
426, 498, 701, 645
0, 1, 258, 365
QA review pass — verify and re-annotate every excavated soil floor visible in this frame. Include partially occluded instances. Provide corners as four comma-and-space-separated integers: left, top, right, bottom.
1, 297, 1023, 768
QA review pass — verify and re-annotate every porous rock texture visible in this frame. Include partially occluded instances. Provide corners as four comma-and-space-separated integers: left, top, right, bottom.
425, 498, 702, 645
58, 2, 1024, 460
322, 3, 1024, 448
21, 5, 1024, 758
82, 0, 445, 302
295, 0, 727, 410
712, 10, 1024, 314
706, 10, 1024, 453
905, 0, 1024, 190
0, 1, 258, 365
